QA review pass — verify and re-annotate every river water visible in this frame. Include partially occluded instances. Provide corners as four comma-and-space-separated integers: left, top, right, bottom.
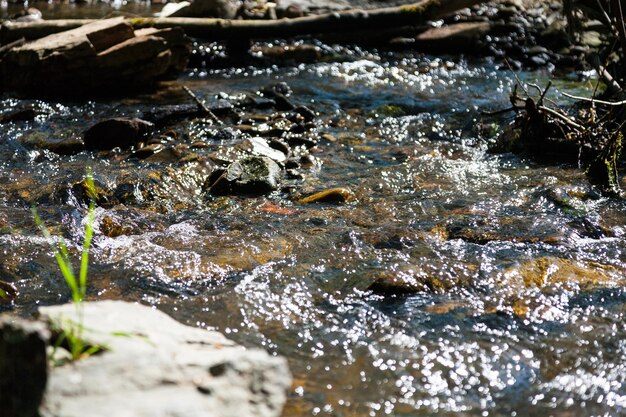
1, 21, 626, 417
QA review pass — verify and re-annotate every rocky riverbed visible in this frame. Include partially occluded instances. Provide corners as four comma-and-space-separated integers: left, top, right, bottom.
1, 1, 626, 416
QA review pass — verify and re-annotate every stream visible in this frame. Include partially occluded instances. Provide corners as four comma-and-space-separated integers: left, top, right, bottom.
1, 24, 626, 416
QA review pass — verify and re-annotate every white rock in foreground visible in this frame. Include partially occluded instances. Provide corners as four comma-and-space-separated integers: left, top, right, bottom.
39, 301, 291, 417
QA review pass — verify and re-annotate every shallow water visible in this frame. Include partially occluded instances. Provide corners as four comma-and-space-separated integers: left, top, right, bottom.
1, 46, 626, 416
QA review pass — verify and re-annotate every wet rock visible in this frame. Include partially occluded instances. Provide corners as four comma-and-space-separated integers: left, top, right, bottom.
297, 187, 355, 204
320, 133, 337, 142
113, 182, 149, 206
248, 96, 276, 110
298, 154, 320, 169
268, 138, 291, 156
0, 317, 49, 417
0, 107, 37, 124
413, 22, 492, 54
66, 178, 114, 206
294, 105, 316, 122
99, 216, 139, 237
133, 27, 192, 76
581, 31, 602, 47
285, 158, 300, 169
38, 301, 291, 417
367, 270, 448, 295
207, 156, 282, 195
19, 132, 85, 155
131, 143, 165, 159
260, 82, 292, 98
10, 7, 43, 22
83, 118, 154, 150
143, 103, 203, 126
277, 4, 304, 18
157, 1, 192, 17
273, 94, 296, 111
239, 137, 288, 162
239, 0, 278, 19
528, 54, 549, 67
165, 0, 237, 19
539, 19, 570, 49
287, 135, 317, 149
285, 169, 304, 180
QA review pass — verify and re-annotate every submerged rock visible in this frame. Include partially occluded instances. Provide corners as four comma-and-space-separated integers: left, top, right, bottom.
366, 270, 449, 296
38, 301, 291, 417
505, 257, 619, 289
19, 131, 85, 155
0, 317, 49, 417
207, 156, 281, 195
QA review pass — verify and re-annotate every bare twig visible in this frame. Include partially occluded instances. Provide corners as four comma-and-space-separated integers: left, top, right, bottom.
182, 85, 222, 125
537, 105, 584, 131
538, 81, 552, 106
562, 91, 626, 106
504, 58, 529, 96
480, 107, 517, 116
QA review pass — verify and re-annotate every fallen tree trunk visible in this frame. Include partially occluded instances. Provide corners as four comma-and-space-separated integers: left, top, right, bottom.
0, 17, 191, 95
1, 0, 488, 44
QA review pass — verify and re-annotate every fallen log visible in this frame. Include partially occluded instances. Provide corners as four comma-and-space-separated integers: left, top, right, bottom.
1, 0, 489, 44
0, 17, 191, 95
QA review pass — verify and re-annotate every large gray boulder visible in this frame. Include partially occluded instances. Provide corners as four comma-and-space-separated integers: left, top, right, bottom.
38, 301, 291, 417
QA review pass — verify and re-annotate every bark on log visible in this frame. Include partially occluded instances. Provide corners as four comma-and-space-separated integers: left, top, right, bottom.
1, 0, 489, 44
0, 17, 191, 94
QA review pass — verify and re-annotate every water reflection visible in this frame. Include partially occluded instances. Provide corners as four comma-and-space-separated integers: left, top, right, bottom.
1, 52, 625, 416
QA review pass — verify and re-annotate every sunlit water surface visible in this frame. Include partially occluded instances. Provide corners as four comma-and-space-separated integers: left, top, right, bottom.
1, 50, 625, 417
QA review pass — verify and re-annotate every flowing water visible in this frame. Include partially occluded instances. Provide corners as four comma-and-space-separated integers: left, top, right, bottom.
1, 38, 626, 417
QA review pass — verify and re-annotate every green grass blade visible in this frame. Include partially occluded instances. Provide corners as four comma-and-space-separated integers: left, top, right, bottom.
32, 207, 79, 301
79, 205, 95, 300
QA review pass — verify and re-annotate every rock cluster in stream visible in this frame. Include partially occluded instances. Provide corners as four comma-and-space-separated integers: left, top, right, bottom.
11, 81, 326, 208
406, 0, 589, 71
182, 0, 589, 73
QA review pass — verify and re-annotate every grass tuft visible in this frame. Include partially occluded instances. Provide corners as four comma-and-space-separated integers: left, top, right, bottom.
33, 169, 97, 361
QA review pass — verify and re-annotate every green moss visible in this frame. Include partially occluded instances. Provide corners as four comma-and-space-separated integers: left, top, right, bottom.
369, 104, 405, 118
129, 17, 154, 28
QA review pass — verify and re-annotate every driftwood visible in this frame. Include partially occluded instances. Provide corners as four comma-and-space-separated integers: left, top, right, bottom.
0, 0, 488, 44
0, 17, 191, 94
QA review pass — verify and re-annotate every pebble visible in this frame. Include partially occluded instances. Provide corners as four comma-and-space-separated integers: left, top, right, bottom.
297, 187, 355, 204
320, 133, 337, 142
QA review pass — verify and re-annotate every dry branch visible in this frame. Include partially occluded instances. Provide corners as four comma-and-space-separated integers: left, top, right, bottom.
1, 0, 487, 44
